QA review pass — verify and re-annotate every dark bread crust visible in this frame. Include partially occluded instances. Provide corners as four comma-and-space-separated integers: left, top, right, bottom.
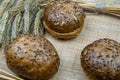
43, 0, 85, 39
6, 34, 60, 80
81, 38, 120, 80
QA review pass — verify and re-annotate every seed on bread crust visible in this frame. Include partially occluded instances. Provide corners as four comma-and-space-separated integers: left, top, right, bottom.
43, 0, 85, 39
6, 34, 60, 80
81, 38, 120, 80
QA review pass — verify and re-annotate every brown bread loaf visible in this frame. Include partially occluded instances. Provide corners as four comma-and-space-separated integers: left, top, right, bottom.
6, 34, 60, 80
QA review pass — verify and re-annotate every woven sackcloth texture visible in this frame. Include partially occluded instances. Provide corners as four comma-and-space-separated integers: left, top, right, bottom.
0, 0, 120, 80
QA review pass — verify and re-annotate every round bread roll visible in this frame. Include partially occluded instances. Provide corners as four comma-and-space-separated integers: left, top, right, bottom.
6, 34, 60, 80
81, 38, 120, 80
43, 0, 85, 39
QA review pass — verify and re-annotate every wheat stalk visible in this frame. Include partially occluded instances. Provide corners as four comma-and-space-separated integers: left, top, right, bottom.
74, 0, 120, 17
39, 0, 120, 17
0, 69, 23, 80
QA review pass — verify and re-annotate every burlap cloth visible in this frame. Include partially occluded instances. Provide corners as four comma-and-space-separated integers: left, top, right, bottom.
0, 0, 120, 80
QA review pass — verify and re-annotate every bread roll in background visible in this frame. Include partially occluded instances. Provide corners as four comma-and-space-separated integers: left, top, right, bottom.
81, 38, 120, 80
43, 0, 85, 39
6, 34, 60, 80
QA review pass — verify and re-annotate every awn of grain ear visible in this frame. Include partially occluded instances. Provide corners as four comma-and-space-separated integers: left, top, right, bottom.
11, 13, 21, 39
0, 11, 9, 47
32, 0, 50, 9
27, 0, 41, 34
23, 0, 32, 34
10, 0, 25, 13
29, 12, 37, 33
18, 17, 24, 35
0, 0, 11, 18
2, 13, 10, 54
5, 0, 18, 11
29, 11, 37, 33
39, 9, 45, 36
33, 9, 44, 35
2, 12, 17, 54
29, 8, 39, 33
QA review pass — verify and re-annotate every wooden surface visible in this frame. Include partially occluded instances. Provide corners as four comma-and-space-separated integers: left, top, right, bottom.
0, 0, 120, 80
